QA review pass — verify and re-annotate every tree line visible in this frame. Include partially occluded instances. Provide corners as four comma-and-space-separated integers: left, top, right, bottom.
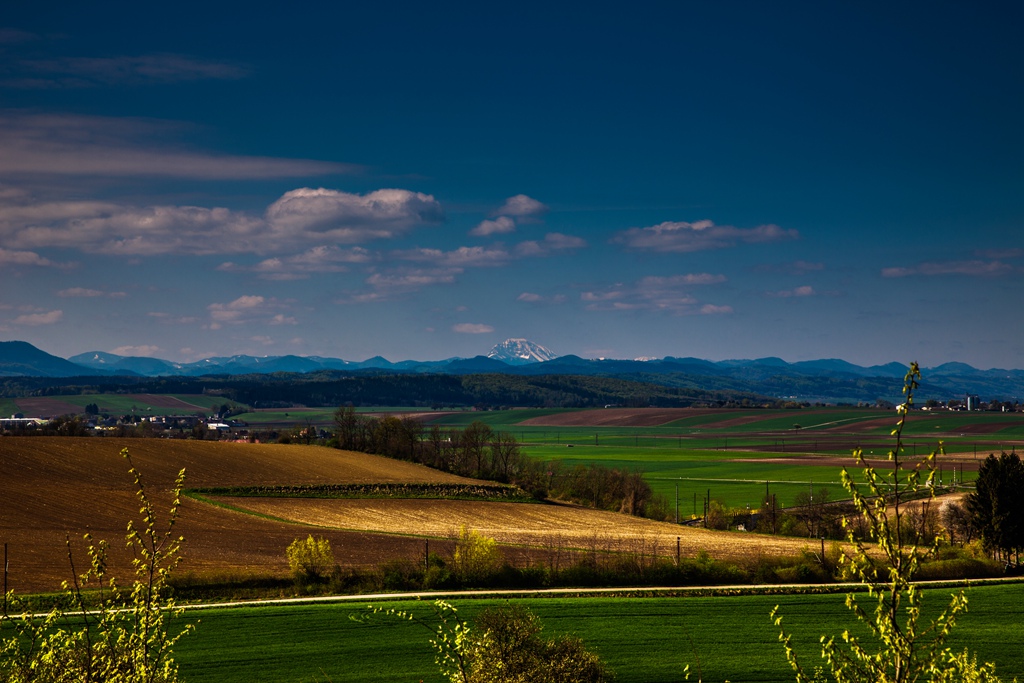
332, 406, 658, 516
1, 371, 766, 409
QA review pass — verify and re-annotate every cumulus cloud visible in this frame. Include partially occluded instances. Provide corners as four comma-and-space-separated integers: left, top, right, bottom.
339, 268, 461, 303
264, 187, 443, 242
218, 246, 371, 280
612, 219, 798, 253
517, 292, 567, 305
768, 285, 816, 298
453, 323, 495, 334
13, 310, 62, 325
514, 232, 587, 257
0, 112, 352, 179
393, 245, 511, 268
111, 345, 161, 357
581, 273, 728, 314
206, 295, 295, 329
342, 233, 587, 300
148, 312, 199, 325
0, 247, 59, 267
57, 287, 127, 299
470, 216, 516, 237
493, 194, 548, 219
367, 270, 459, 289
881, 260, 1015, 278
0, 186, 440, 256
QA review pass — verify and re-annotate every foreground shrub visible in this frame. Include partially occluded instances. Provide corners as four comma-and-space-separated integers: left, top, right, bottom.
773, 364, 1006, 682
368, 600, 612, 683
452, 527, 503, 586
286, 535, 336, 584
0, 448, 192, 683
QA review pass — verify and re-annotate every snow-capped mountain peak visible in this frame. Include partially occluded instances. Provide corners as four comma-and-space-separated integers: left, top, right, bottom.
487, 338, 557, 365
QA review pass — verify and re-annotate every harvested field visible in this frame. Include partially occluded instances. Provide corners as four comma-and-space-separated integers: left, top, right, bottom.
215, 497, 819, 561
0, 436, 843, 594
0, 437, 476, 592
951, 422, 1016, 435
13, 397, 82, 417
518, 408, 727, 428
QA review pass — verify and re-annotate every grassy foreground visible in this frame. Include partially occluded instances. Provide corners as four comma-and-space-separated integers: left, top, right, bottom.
173, 582, 1024, 683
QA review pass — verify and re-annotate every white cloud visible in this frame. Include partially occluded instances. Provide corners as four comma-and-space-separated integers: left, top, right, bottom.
699, 304, 734, 315
206, 295, 294, 329
218, 246, 372, 280
517, 292, 566, 305
0, 112, 352, 179
149, 312, 199, 325
515, 232, 587, 257
768, 285, 816, 298
393, 245, 511, 268
0, 247, 58, 267
57, 287, 103, 298
493, 194, 548, 219
470, 216, 516, 236
640, 273, 727, 286
339, 268, 461, 303
612, 219, 798, 253
13, 310, 62, 325
581, 272, 728, 314
57, 287, 126, 298
453, 323, 495, 334
264, 188, 443, 243
0, 187, 440, 256
882, 260, 1015, 278
111, 345, 161, 357
367, 270, 460, 289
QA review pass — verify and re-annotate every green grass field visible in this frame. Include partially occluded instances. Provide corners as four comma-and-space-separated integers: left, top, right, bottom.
12, 394, 233, 416
0, 398, 19, 417
171, 583, 1024, 683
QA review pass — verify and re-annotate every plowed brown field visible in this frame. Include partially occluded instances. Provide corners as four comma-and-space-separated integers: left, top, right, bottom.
1, 437, 817, 593
519, 408, 727, 427
13, 398, 83, 417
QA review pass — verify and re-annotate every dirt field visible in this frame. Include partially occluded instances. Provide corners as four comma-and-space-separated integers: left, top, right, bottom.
12, 398, 83, 417
217, 497, 818, 560
0, 437, 835, 593
0, 438, 477, 592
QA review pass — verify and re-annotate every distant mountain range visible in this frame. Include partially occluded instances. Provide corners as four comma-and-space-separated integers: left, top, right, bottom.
1, 339, 1023, 403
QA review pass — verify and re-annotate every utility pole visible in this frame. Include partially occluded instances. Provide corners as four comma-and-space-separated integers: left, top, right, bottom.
675, 483, 679, 524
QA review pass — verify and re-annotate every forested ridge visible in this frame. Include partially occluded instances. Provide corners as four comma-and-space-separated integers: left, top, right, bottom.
0, 371, 766, 408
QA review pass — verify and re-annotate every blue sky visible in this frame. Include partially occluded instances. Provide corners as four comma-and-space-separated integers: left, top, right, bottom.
1, 2, 1021, 368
